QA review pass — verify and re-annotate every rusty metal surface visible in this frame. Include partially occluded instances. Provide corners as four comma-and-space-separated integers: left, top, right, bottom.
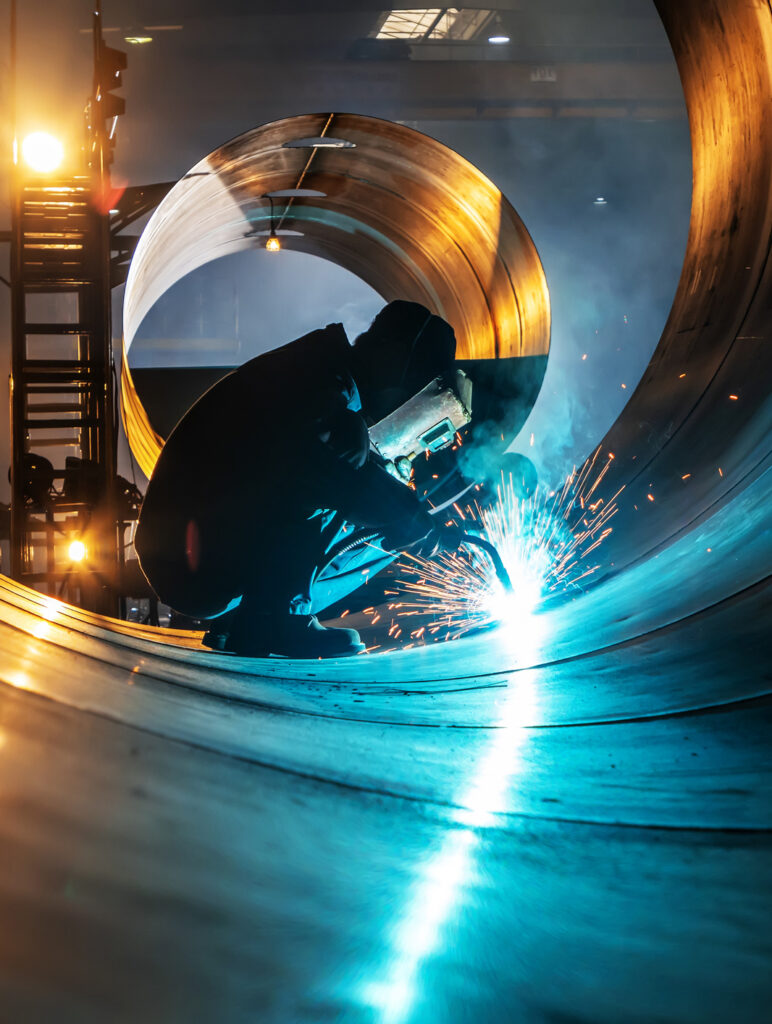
122, 113, 551, 478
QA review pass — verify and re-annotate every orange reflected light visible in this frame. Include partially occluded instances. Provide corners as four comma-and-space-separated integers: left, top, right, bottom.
41, 597, 63, 621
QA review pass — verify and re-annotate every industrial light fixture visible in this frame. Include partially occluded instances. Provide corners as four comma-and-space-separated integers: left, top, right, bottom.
68, 539, 87, 563
265, 195, 281, 252
282, 137, 356, 150
124, 35, 153, 45
21, 131, 64, 173
487, 15, 510, 44
593, 196, 608, 206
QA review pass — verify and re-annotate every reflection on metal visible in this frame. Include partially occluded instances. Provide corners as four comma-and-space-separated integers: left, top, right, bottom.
119, 347, 164, 479
264, 188, 327, 197
363, 622, 541, 1024
122, 113, 551, 478
1, 3, 771, 1018
282, 136, 357, 149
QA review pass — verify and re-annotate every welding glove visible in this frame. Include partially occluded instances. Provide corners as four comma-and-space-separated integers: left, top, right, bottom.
382, 516, 463, 558
415, 522, 465, 558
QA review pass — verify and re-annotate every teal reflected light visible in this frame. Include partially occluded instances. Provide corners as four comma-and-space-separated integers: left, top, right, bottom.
360, 454, 624, 1018
360, 625, 542, 1022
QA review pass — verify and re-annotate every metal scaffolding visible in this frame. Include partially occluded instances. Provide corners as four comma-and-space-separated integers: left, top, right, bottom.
5, 2, 124, 614
8, 173, 118, 613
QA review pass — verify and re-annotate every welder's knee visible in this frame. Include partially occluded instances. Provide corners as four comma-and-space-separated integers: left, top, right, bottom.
324, 408, 369, 468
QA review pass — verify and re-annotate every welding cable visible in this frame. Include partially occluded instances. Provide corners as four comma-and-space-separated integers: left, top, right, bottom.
328, 527, 382, 560
321, 527, 514, 594
458, 532, 514, 593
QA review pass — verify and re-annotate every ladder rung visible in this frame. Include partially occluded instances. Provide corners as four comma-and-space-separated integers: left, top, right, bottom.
21, 190, 89, 198
25, 323, 94, 335
25, 417, 100, 429
22, 359, 101, 369
23, 437, 83, 447
22, 260, 89, 272
21, 279, 96, 292
20, 375, 103, 387
25, 500, 96, 514
18, 572, 95, 584
26, 403, 85, 413
21, 379, 101, 389
22, 268, 91, 281
22, 204, 90, 213
24, 385, 94, 394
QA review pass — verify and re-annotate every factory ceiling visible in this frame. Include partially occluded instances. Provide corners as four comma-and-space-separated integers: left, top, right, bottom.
6, 2, 683, 190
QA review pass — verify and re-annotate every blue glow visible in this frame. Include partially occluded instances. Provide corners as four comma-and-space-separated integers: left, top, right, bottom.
361, 455, 623, 1019
361, 625, 542, 1022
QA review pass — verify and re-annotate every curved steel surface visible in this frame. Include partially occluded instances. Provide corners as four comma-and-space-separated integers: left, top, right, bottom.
121, 113, 551, 478
1, 2, 771, 1022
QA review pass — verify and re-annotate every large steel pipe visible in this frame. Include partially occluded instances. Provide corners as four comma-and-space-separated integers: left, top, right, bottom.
121, 113, 551, 478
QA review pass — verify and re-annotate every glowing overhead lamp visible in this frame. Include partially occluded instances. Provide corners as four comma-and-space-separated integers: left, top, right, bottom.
265, 195, 282, 252
487, 15, 510, 44
68, 539, 87, 563
21, 132, 64, 173
125, 35, 153, 45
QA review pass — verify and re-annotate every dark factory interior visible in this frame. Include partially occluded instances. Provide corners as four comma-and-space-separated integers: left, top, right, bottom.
0, 2, 770, 1021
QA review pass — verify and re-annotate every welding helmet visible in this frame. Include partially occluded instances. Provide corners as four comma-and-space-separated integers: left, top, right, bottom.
355, 302, 472, 481
352, 301, 457, 423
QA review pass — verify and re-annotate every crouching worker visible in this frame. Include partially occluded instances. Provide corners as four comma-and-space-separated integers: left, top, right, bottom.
135, 301, 464, 658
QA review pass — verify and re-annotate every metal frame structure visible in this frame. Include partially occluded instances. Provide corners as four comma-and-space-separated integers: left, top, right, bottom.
8, 171, 118, 613
5, 2, 124, 614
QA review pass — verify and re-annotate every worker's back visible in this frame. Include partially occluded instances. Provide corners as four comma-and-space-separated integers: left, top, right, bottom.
135, 323, 358, 614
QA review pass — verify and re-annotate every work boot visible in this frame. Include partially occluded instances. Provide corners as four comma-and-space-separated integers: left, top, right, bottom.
227, 613, 365, 658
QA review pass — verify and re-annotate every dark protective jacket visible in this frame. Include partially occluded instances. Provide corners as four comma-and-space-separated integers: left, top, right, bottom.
135, 323, 429, 616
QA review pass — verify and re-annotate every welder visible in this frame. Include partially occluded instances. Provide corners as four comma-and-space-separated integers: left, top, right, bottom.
135, 301, 465, 658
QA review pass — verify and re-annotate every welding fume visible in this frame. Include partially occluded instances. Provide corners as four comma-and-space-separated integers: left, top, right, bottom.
135, 301, 475, 657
